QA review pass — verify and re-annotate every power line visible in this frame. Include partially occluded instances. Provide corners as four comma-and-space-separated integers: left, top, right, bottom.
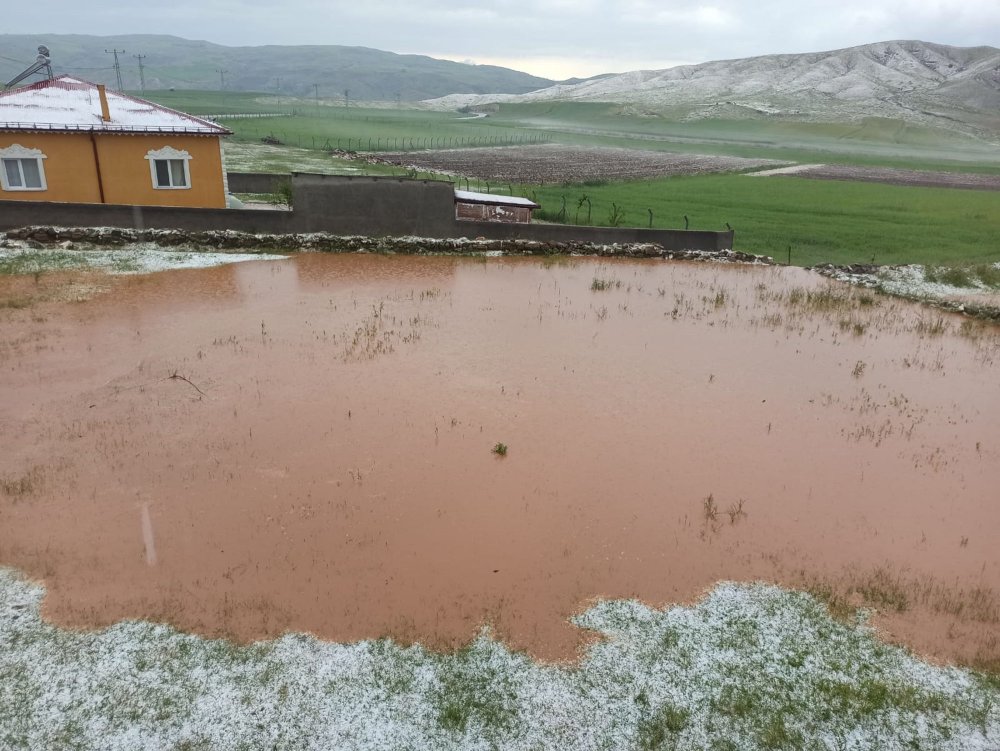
133, 54, 147, 93
105, 48, 125, 90
216, 68, 228, 89
142, 66, 212, 85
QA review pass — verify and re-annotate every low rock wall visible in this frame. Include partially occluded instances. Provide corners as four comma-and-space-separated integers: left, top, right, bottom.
2, 225, 772, 264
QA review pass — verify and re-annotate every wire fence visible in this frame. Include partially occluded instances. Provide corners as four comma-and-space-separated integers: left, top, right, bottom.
239, 130, 549, 152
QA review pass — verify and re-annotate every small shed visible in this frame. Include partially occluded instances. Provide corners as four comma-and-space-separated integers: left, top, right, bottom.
455, 189, 539, 224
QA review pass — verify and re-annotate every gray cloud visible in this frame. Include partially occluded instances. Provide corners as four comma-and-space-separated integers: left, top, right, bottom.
6, 0, 999, 78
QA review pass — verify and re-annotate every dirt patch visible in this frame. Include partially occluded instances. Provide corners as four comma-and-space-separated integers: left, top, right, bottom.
368, 144, 782, 184
771, 164, 1000, 191
0, 255, 998, 667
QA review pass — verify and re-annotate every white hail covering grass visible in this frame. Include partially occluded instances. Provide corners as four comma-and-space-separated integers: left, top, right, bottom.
1, 567, 996, 750
0, 244, 285, 274
877, 264, 1000, 299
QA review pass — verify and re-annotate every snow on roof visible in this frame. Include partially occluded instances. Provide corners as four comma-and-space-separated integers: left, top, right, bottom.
0, 76, 230, 135
454, 189, 539, 208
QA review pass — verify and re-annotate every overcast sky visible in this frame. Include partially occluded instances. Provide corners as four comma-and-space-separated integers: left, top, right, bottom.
6, 1, 1000, 79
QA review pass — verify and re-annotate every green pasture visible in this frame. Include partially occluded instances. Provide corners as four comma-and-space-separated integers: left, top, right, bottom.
133, 89, 291, 115
141, 91, 550, 150
141, 90, 1000, 267
527, 174, 1000, 267
486, 102, 1000, 173
222, 112, 547, 151
141, 90, 1000, 173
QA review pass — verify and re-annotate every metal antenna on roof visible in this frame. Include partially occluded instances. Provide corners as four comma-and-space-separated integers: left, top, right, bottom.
105, 48, 125, 90
3, 45, 54, 89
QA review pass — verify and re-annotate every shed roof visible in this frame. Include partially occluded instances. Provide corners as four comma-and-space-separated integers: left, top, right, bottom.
454, 189, 539, 209
0, 76, 231, 135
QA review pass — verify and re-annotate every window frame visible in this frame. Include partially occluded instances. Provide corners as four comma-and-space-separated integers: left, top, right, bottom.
145, 146, 192, 191
0, 145, 48, 192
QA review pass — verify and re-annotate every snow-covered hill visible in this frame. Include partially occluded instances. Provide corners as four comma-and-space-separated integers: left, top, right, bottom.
426, 41, 1000, 137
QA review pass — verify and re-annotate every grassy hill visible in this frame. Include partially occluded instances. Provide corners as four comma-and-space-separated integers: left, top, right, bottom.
0, 34, 555, 101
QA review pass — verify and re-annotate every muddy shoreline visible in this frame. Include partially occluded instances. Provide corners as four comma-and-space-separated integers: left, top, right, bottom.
1, 253, 997, 669
6, 225, 1000, 323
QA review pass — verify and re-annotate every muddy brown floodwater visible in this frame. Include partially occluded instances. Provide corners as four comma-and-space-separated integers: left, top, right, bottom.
1, 255, 998, 667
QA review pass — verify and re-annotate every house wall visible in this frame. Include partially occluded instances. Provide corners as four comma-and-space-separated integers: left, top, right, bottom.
0, 133, 103, 203
455, 202, 532, 223
96, 134, 227, 209
0, 132, 226, 209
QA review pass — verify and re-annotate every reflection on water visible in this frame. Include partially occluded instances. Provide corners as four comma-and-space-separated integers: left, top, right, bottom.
0, 254, 997, 665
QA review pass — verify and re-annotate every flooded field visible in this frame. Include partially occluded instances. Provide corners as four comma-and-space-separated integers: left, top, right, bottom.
0, 254, 998, 669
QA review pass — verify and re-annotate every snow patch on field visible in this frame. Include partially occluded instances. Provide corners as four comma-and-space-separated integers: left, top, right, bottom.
0, 567, 996, 750
747, 164, 825, 177
877, 264, 1000, 300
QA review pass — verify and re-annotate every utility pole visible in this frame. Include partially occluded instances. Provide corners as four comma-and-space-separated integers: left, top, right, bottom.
133, 53, 147, 93
105, 48, 125, 90
395, 92, 401, 108
344, 89, 350, 108
274, 77, 281, 93
313, 83, 319, 107
216, 68, 228, 90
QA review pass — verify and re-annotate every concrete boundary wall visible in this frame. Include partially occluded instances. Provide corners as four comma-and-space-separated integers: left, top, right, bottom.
0, 173, 734, 251
227, 173, 287, 194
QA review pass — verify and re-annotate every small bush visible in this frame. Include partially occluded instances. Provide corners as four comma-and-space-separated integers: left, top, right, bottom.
273, 179, 294, 208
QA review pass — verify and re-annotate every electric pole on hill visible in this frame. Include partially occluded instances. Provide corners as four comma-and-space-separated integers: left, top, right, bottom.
105, 48, 125, 90
133, 54, 146, 93
216, 69, 228, 90
344, 89, 350, 108
314, 83, 320, 108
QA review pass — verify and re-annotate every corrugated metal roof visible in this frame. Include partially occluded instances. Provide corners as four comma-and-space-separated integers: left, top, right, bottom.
0, 76, 231, 135
454, 190, 539, 208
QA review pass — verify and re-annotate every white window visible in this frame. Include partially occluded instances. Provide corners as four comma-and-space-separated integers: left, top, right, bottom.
0, 145, 47, 192
145, 146, 192, 190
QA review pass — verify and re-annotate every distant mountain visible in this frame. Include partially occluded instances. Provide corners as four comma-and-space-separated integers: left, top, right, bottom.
426, 41, 1000, 138
0, 34, 555, 101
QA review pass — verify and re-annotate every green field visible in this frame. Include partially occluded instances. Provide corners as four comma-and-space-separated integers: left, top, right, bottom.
135, 89, 292, 115
223, 112, 547, 152
141, 90, 1000, 267
485, 102, 1000, 172
142, 90, 1000, 173
527, 174, 1000, 267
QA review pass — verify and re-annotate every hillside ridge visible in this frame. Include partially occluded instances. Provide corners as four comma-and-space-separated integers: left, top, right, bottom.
0, 33, 556, 102
426, 40, 1000, 138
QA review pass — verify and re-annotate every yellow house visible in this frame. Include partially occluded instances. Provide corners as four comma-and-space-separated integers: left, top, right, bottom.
0, 76, 231, 208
